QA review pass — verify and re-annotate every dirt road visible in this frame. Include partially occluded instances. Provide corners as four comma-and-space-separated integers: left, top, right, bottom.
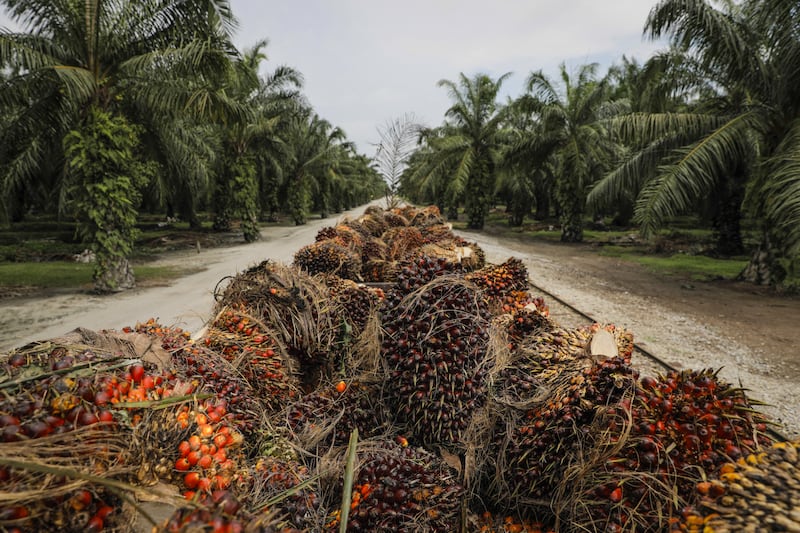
0, 202, 381, 351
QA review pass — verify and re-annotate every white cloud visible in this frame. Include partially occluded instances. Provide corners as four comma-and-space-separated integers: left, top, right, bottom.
0, 1, 666, 154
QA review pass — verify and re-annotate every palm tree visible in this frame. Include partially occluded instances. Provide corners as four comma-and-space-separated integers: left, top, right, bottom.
589, 0, 800, 284
509, 63, 619, 242
0, 0, 239, 291
211, 39, 303, 241
280, 109, 349, 225
409, 72, 511, 229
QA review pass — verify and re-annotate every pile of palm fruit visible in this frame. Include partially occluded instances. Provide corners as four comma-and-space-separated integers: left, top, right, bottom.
293, 205, 486, 282
1, 205, 797, 533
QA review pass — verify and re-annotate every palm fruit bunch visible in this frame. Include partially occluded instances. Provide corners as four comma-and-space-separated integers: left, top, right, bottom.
324, 278, 383, 338
175, 343, 263, 434
465, 258, 531, 314
556, 368, 773, 532
381, 257, 491, 447
674, 441, 800, 533
339, 217, 373, 241
158, 489, 288, 533
360, 239, 395, 282
382, 225, 425, 262
235, 457, 320, 531
419, 223, 455, 244
316, 223, 366, 252
490, 357, 640, 508
171, 400, 246, 499
0, 468, 124, 532
382, 209, 410, 228
126, 317, 192, 352
213, 261, 338, 385
286, 381, 389, 449
470, 511, 556, 533
293, 239, 362, 280
385, 254, 463, 297
457, 238, 487, 270
396, 204, 419, 220
0, 340, 204, 531
202, 305, 299, 411
324, 438, 463, 532
359, 236, 388, 263
504, 302, 554, 350
409, 205, 445, 227
519, 323, 633, 370
357, 212, 389, 237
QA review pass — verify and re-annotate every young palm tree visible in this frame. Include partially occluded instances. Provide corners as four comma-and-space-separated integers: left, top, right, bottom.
409, 72, 511, 229
280, 109, 349, 225
589, 0, 800, 284
509, 63, 619, 242
0, 0, 239, 291
211, 39, 303, 241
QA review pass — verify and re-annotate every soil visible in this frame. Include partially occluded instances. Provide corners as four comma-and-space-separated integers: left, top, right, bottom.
1, 205, 798, 438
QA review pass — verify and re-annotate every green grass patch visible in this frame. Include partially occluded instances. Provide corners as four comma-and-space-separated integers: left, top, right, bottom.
0, 261, 189, 290
598, 246, 747, 280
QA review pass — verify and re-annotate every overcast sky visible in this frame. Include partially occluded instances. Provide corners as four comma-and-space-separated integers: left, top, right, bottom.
1, 1, 666, 155
232, 0, 666, 154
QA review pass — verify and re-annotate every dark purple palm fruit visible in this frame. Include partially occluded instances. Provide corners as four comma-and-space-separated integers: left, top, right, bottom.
324, 438, 463, 532
381, 256, 490, 447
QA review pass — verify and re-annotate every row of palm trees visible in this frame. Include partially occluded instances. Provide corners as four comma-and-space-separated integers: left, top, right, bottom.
402, 0, 799, 286
0, 0, 384, 291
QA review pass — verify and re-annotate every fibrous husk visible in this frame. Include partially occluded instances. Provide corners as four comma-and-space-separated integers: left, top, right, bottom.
213, 261, 340, 386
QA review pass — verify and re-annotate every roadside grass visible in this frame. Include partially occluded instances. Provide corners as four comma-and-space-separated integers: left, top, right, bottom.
0, 208, 328, 293
453, 209, 750, 282
0, 262, 190, 290
597, 245, 747, 281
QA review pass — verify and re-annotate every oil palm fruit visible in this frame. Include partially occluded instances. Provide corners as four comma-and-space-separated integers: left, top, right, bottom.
286, 381, 389, 449
293, 240, 362, 280
324, 438, 463, 532
676, 441, 800, 532
381, 256, 490, 447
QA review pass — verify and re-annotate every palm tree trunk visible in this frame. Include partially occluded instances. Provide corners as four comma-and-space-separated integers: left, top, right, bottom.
557, 182, 584, 242
711, 177, 745, 256
739, 232, 787, 286
94, 257, 135, 292
560, 215, 583, 242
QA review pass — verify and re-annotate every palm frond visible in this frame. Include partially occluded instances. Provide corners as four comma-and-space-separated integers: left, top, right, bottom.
761, 118, 800, 255
635, 110, 759, 235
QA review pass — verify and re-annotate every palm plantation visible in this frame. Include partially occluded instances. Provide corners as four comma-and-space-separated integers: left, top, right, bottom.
211, 39, 304, 242
507, 63, 618, 242
0, 0, 240, 291
0, 0, 797, 296
406, 72, 510, 229
589, 0, 800, 283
